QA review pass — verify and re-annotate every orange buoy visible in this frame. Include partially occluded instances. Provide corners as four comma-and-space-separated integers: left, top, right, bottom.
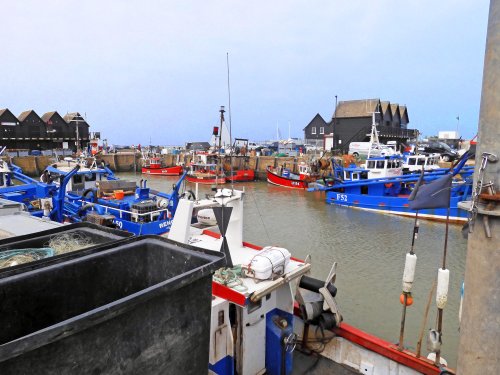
400, 292, 413, 306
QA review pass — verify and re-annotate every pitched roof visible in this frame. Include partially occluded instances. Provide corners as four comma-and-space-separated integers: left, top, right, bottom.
399, 105, 409, 122
18, 110, 41, 122
0, 108, 17, 121
64, 112, 85, 123
41, 111, 58, 122
390, 103, 400, 117
335, 99, 380, 118
303, 113, 327, 130
0, 108, 12, 117
380, 101, 391, 113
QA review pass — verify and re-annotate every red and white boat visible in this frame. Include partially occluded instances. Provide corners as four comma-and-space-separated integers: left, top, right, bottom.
266, 162, 316, 189
186, 152, 226, 185
141, 155, 183, 176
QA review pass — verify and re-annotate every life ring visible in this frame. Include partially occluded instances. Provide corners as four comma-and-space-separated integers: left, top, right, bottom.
384, 183, 393, 188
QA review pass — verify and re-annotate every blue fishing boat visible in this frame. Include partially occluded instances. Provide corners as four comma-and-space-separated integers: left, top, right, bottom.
0, 154, 58, 217
316, 153, 474, 223
40, 157, 186, 235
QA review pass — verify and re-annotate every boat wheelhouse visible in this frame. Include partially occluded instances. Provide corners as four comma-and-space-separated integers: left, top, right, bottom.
403, 153, 441, 173
266, 164, 311, 189
186, 152, 226, 185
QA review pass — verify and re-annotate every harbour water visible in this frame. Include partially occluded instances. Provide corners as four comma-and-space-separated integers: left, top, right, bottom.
119, 172, 467, 368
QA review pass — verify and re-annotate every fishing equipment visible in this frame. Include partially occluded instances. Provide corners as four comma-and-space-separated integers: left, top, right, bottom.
0, 248, 55, 268
436, 268, 450, 309
46, 232, 95, 255
402, 253, 417, 293
213, 266, 247, 292
399, 293, 413, 306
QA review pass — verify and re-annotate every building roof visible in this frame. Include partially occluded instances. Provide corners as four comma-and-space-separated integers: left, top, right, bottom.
380, 101, 391, 114
390, 104, 400, 117
335, 99, 381, 118
64, 112, 86, 123
41, 111, 57, 122
303, 113, 327, 130
399, 105, 409, 122
0, 109, 12, 117
18, 110, 42, 122
0, 108, 18, 121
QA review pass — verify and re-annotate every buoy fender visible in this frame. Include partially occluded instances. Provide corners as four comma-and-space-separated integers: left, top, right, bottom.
436, 268, 450, 309
402, 253, 417, 293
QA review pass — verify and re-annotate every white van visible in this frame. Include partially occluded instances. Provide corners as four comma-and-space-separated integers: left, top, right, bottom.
348, 142, 395, 158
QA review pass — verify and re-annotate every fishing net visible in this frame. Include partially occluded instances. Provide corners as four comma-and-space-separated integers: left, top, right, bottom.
0, 248, 55, 269
46, 232, 96, 255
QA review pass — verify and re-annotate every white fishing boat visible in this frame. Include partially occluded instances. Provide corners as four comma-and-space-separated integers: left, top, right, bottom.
167, 187, 454, 374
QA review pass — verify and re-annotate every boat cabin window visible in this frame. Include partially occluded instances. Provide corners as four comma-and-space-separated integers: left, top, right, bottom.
85, 173, 97, 182
367, 161, 375, 169
361, 185, 369, 195
0, 173, 4, 186
417, 158, 425, 166
344, 171, 350, 180
376, 161, 385, 169
73, 174, 83, 184
352, 172, 360, 180
408, 158, 416, 165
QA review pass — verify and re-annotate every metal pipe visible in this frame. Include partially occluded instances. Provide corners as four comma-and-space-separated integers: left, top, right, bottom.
457, 1, 500, 373
250, 263, 311, 303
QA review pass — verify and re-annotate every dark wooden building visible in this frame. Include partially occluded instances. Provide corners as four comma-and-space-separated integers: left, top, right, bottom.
17, 110, 46, 148
41, 111, 74, 149
0, 108, 92, 151
64, 112, 90, 149
0, 109, 19, 144
304, 98, 417, 151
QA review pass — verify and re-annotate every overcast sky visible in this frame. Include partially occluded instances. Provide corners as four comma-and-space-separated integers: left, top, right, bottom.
0, 1, 490, 145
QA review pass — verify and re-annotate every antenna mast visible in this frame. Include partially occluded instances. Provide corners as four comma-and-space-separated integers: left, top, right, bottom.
226, 52, 234, 190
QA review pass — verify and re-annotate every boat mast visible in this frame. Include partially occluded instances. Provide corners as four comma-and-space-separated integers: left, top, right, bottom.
367, 108, 381, 159
457, 1, 500, 373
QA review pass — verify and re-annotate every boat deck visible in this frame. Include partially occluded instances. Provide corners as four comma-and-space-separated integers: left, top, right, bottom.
168, 225, 309, 305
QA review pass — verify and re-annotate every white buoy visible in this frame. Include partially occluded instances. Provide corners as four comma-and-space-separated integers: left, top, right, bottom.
197, 208, 217, 226
436, 268, 450, 309
402, 253, 417, 293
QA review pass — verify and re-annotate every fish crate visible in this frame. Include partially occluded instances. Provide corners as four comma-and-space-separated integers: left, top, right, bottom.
0, 236, 225, 375
84, 212, 116, 227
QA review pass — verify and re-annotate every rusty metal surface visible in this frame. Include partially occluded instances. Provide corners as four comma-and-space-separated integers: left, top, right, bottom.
457, 0, 500, 373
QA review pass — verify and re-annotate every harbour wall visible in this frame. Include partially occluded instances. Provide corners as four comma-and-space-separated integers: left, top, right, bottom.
2, 153, 317, 179
3, 153, 460, 178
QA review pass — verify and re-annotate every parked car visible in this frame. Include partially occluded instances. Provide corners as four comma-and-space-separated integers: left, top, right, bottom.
248, 142, 263, 150
348, 142, 395, 158
416, 141, 459, 162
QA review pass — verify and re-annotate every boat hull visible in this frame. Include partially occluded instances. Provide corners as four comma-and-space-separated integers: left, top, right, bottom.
186, 174, 226, 185
141, 166, 183, 176
266, 168, 308, 189
326, 191, 468, 222
226, 169, 255, 183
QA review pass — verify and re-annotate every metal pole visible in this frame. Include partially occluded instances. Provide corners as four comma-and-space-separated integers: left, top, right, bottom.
457, 1, 500, 373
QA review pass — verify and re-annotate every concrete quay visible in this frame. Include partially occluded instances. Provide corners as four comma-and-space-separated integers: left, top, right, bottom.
1, 153, 317, 179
